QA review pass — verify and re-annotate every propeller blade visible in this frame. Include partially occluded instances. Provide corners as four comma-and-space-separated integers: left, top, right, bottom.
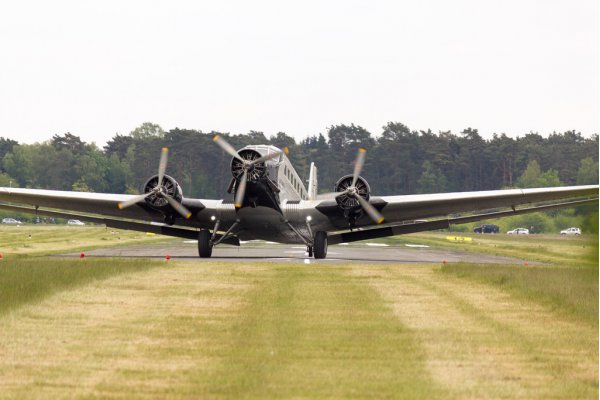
164, 194, 192, 219
356, 195, 384, 224
213, 134, 244, 162
234, 170, 248, 208
250, 147, 288, 165
118, 192, 151, 209
351, 148, 366, 188
157, 147, 168, 186
316, 189, 348, 201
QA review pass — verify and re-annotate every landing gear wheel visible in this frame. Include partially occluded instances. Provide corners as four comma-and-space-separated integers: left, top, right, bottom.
164, 214, 176, 226
307, 246, 313, 257
198, 229, 213, 258
313, 231, 327, 259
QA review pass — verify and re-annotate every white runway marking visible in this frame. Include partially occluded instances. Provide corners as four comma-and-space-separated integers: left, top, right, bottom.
366, 243, 389, 247
405, 244, 430, 248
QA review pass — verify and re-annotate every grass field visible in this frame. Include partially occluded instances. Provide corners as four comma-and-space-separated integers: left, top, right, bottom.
386, 231, 598, 267
0, 225, 169, 258
0, 227, 597, 399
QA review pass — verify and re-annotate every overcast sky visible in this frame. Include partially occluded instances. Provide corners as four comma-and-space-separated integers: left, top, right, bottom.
0, 0, 597, 146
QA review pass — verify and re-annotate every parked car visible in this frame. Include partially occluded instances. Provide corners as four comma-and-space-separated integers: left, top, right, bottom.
560, 227, 581, 235
67, 219, 85, 226
2, 218, 22, 224
507, 228, 529, 235
473, 224, 499, 234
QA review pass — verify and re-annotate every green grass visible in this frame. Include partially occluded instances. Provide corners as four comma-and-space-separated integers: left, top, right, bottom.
0, 225, 173, 257
440, 263, 598, 323
203, 266, 441, 399
0, 258, 161, 316
0, 227, 597, 399
415, 232, 600, 323
383, 231, 599, 267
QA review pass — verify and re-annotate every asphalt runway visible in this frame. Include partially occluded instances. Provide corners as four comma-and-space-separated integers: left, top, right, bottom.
64, 240, 533, 265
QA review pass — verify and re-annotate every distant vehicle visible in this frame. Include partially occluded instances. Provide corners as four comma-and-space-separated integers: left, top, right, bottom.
507, 228, 529, 235
560, 227, 581, 235
2, 218, 22, 224
473, 224, 499, 234
67, 219, 85, 226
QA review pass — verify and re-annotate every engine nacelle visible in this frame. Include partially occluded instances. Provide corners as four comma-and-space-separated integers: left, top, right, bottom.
142, 174, 183, 211
334, 175, 371, 210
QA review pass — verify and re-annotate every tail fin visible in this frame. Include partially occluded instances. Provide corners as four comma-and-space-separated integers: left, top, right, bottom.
308, 162, 318, 200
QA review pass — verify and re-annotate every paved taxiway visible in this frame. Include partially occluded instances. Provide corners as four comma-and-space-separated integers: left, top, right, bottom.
63, 240, 533, 264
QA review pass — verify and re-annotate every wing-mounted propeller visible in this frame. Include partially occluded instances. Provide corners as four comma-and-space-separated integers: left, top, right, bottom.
118, 148, 192, 221
318, 148, 384, 224
213, 135, 288, 208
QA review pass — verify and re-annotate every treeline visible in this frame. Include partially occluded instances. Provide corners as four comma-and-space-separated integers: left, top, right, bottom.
0, 122, 598, 200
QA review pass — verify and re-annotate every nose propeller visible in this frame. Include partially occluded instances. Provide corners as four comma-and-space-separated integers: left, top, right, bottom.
213, 135, 288, 208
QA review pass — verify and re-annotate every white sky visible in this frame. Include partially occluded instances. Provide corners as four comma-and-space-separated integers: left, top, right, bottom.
0, 0, 597, 146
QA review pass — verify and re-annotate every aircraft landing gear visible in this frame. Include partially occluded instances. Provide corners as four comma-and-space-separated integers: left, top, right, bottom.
164, 214, 176, 226
198, 229, 213, 258
307, 246, 313, 257
313, 231, 327, 259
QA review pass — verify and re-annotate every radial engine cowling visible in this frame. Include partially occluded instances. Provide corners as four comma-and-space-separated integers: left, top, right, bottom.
142, 174, 183, 210
334, 175, 371, 210
230, 149, 267, 181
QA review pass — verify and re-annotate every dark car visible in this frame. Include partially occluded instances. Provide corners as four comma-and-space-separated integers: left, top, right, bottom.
473, 224, 499, 234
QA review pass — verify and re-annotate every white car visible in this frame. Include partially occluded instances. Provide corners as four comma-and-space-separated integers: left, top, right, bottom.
67, 219, 85, 226
560, 227, 581, 235
2, 218, 22, 224
507, 228, 529, 235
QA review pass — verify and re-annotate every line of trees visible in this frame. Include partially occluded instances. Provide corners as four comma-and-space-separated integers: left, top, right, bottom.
1, 122, 597, 199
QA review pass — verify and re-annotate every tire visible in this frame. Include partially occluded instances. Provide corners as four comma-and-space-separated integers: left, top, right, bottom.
198, 229, 213, 258
313, 231, 327, 259
307, 246, 313, 257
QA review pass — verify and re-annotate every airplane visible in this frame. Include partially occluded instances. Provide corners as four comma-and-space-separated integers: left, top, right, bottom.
0, 135, 597, 259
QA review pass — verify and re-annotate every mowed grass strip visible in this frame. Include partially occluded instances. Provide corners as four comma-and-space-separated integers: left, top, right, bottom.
440, 263, 599, 323
354, 265, 598, 399
0, 262, 258, 399
0, 258, 161, 315
0, 262, 442, 399
205, 266, 442, 399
